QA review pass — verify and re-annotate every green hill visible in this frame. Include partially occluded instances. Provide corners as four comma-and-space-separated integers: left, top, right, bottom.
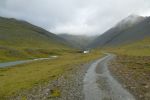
89, 15, 150, 48
0, 17, 71, 62
107, 37, 150, 56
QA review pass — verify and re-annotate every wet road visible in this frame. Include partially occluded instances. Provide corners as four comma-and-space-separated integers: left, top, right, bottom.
83, 54, 135, 100
0, 57, 57, 68
0, 60, 33, 68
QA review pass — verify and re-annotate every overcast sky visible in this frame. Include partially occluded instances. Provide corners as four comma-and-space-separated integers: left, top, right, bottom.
0, 0, 150, 35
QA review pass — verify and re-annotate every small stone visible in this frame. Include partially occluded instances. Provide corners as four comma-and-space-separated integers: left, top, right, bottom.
144, 85, 149, 89
139, 94, 143, 98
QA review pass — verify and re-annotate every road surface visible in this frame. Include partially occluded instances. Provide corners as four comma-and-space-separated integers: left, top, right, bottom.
0, 56, 58, 68
83, 54, 135, 100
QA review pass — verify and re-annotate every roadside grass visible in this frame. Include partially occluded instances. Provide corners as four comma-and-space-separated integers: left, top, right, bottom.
0, 50, 102, 99
48, 88, 61, 98
107, 38, 150, 56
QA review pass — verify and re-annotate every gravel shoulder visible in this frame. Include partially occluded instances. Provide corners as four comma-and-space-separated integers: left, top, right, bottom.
10, 62, 92, 100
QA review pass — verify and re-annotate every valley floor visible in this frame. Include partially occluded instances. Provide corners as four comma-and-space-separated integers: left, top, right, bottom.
0, 51, 101, 100
11, 54, 136, 100
1, 51, 149, 100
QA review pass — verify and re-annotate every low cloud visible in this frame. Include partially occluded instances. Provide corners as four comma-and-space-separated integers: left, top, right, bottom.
0, 0, 150, 35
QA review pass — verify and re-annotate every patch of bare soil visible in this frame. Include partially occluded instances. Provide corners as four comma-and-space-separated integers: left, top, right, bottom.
109, 55, 150, 100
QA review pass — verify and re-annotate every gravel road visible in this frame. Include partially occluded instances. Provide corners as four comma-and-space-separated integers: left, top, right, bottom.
83, 54, 135, 100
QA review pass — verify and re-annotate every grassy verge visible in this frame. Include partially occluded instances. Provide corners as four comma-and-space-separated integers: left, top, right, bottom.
0, 50, 102, 99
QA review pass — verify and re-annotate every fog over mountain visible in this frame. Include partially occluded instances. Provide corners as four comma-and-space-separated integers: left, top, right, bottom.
89, 15, 150, 48
59, 34, 97, 49
0, 0, 150, 35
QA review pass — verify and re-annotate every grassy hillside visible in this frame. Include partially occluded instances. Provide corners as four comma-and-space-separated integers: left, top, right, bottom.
0, 17, 71, 62
89, 15, 150, 48
109, 38, 150, 56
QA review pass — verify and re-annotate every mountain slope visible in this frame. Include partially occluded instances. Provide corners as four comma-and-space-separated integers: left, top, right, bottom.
59, 34, 96, 49
0, 17, 71, 62
89, 15, 150, 48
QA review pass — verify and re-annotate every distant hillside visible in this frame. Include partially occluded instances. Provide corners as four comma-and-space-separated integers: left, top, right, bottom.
89, 15, 150, 48
59, 34, 96, 49
112, 37, 150, 56
0, 17, 71, 62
